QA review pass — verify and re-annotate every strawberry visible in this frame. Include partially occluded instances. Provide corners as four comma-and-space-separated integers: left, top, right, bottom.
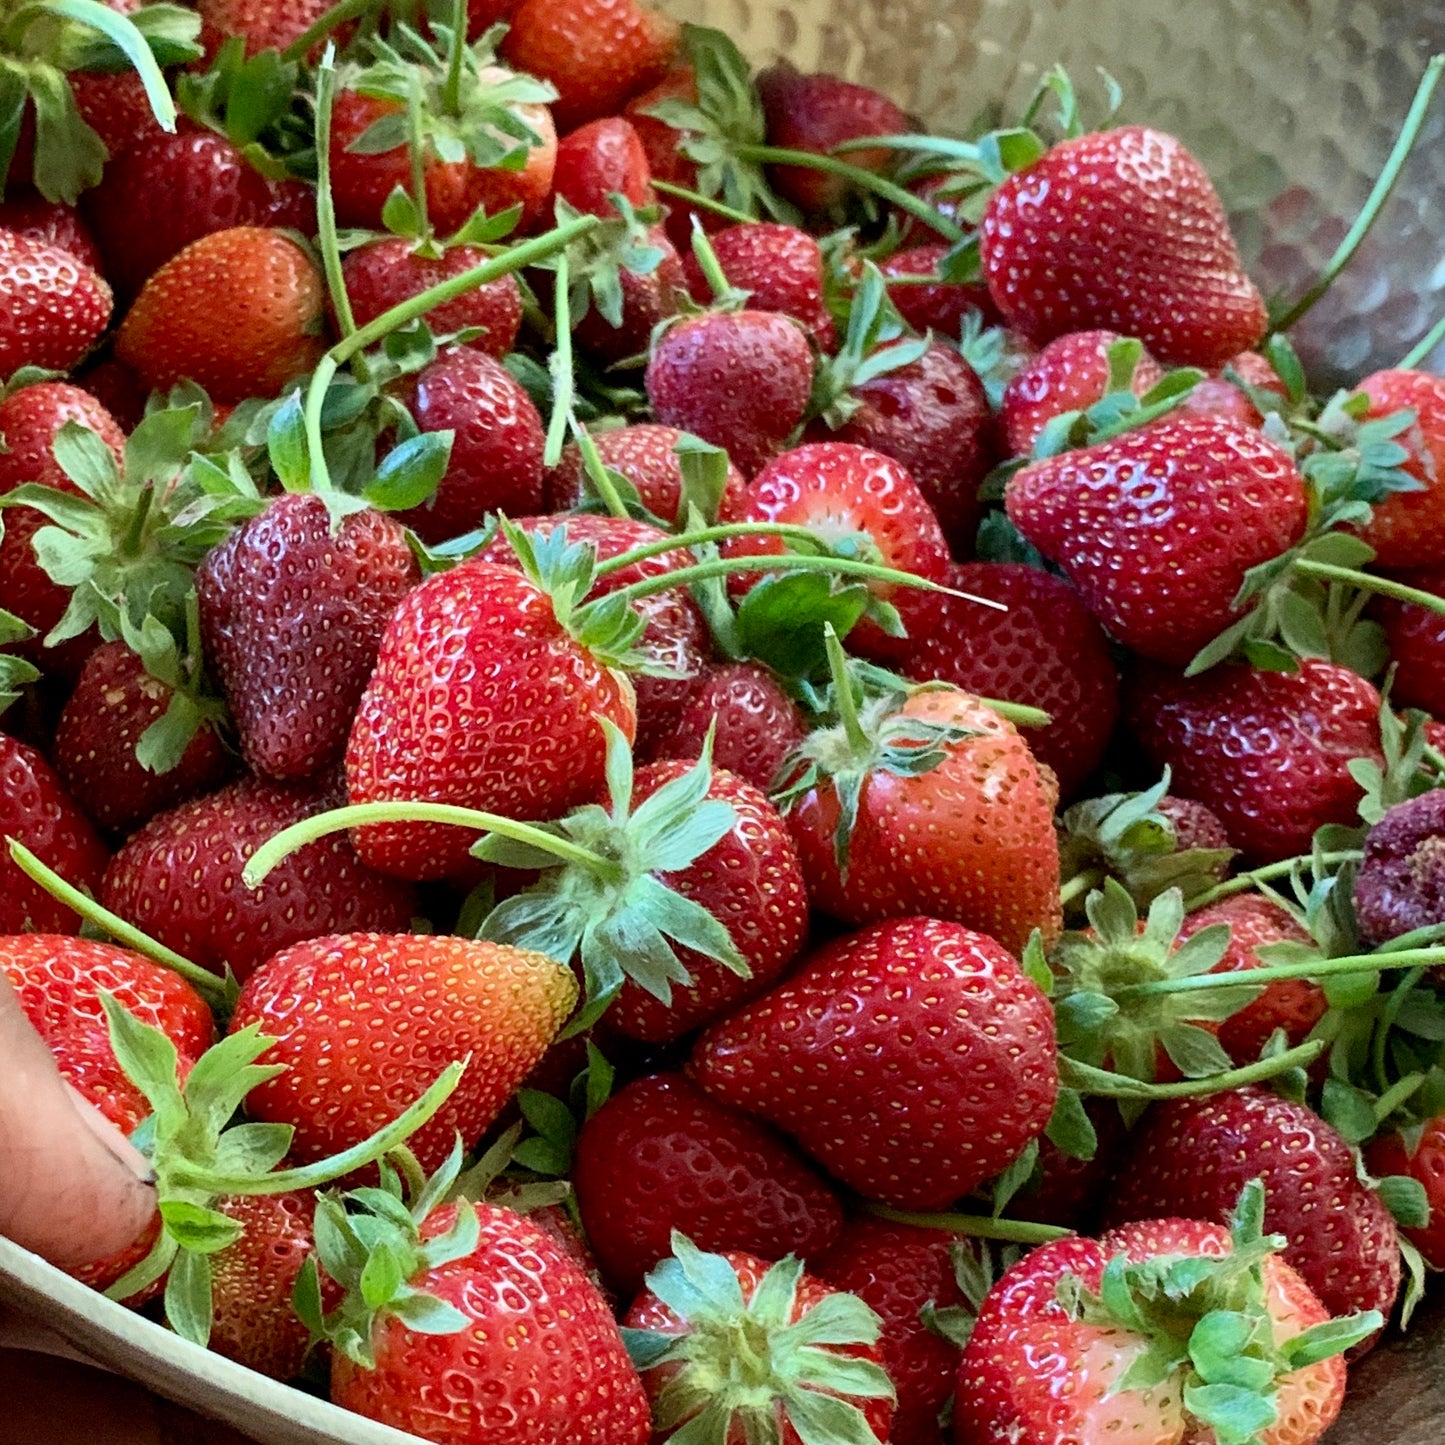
645, 309, 814, 477
1374, 567, 1445, 717
569, 217, 687, 367
623, 1239, 895, 1445
400, 347, 547, 543
1006, 416, 1310, 666
682, 222, 836, 349
312, 1178, 650, 1445
645, 660, 807, 793
114, 226, 325, 404
552, 116, 656, 216
1010, 1096, 1129, 1232
197, 494, 419, 783
623, 64, 718, 248
196, 0, 338, 60
0, 192, 102, 271
0, 735, 109, 935
980, 125, 1267, 367
0, 229, 112, 376
52, 640, 232, 836
1353, 790, 1445, 949
956, 1193, 1370, 1445
101, 775, 417, 983
1180, 349, 1290, 428
726, 441, 950, 662
572, 1072, 844, 1296
999, 329, 1166, 457
1125, 659, 1384, 865
1367, 1115, 1445, 1270
1106, 1089, 1402, 1344
780, 685, 1062, 955
904, 562, 1120, 801
500, 0, 679, 132
340, 239, 523, 358
880, 244, 998, 337
755, 62, 907, 211
231, 932, 577, 1170
691, 916, 1058, 1209
1355, 369, 1445, 569
77, 356, 149, 430
1157, 794, 1234, 854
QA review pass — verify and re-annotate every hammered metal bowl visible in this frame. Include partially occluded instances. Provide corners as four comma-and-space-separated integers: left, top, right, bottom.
2, 3, 1443, 1442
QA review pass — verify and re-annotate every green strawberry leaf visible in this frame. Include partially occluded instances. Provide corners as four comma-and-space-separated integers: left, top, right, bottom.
162, 1247, 214, 1348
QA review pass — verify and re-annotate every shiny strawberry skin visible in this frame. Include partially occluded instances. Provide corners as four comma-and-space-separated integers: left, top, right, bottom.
691, 916, 1058, 1210
332, 1201, 650, 1444
1374, 567, 1445, 717
52, 641, 233, 836
999, 328, 1166, 456
0, 192, 102, 270
645, 309, 814, 477
788, 689, 1063, 956
0, 736, 109, 935
1367, 1116, 1445, 1270
1006, 415, 1309, 666
197, 0, 339, 60
551, 116, 654, 217
0, 228, 112, 375
401, 347, 547, 544
573, 1073, 844, 1297
1, 934, 214, 1135
197, 494, 419, 783
1105, 1088, 1401, 1349
905, 562, 1119, 800
232, 934, 576, 1170
340, 239, 522, 358
101, 775, 417, 983
1125, 659, 1383, 866
880, 244, 998, 336
980, 126, 1266, 368
1356, 369, 1445, 569
344, 560, 637, 880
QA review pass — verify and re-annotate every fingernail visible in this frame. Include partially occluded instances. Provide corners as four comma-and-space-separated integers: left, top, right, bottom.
64, 1085, 157, 1187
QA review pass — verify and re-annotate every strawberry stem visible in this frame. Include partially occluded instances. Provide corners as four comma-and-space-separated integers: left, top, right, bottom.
1183, 850, 1361, 910
651, 179, 755, 226
689, 224, 734, 305
1293, 560, 1445, 616
1268, 54, 1444, 334
1113, 947, 1445, 1001
443, 0, 466, 117
1400, 310, 1445, 371
242, 801, 623, 889
407, 70, 434, 240
280, 0, 380, 62
1059, 868, 1105, 908
824, 622, 869, 751
544, 252, 575, 467
862, 1202, 1068, 1245
569, 418, 631, 519
1062, 1038, 1326, 1098
6, 838, 231, 1008
313, 54, 358, 342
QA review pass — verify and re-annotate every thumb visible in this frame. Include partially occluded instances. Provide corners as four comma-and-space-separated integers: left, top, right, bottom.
0, 973, 158, 1270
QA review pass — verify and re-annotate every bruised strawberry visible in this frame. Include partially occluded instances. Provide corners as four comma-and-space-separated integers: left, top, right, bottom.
1353, 790, 1445, 950
552, 116, 655, 216
1355, 369, 1445, 569
0, 229, 112, 375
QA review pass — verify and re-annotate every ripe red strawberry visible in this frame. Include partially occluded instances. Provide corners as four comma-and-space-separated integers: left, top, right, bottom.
1175, 893, 1325, 1064
1355, 369, 1445, 569
197, 494, 419, 783
231, 933, 577, 1170
85, 131, 315, 298
1006, 416, 1309, 666
1010, 1096, 1129, 1232
1367, 1115, 1445, 1270
0, 192, 102, 270
400, 347, 547, 543
1106, 1089, 1401, 1344
545, 422, 749, 521
692, 916, 1058, 1209
500, 0, 679, 131
1180, 349, 1290, 428
0, 229, 112, 375
1353, 790, 1445, 949
783, 687, 1062, 955
1374, 567, 1445, 717
880, 244, 998, 336
552, 116, 655, 216
644, 660, 807, 793
101, 775, 417, 983
980, 126, 1267, 367
571, 222, 687, 366
623, 65, 719, 250
341, 239, 523, 358
683, 222, 836, 349
1156, 794, 1233, 854
726, 441, 951, 662
197, 0, 338, 60
0, 736, 109, 935
52, 641, 233, 836
1125, 659, 1383, 865
999, 329, 1166, 456
1, 934, 214, 1135
645, 309, 814, 476
344, 558, 638, 880
573, 1072, 844, 1296
623, 1242, 895, 1445
755, 62, 907, 211
905, 562, 1119, 800
114, 226, 325, 404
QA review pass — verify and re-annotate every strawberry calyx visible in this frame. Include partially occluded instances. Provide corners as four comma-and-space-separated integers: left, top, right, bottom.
1059, 1180, 1380, 1445
958, 309, 1032, 408
621, 1233, 895, 1445
0, 605, 39, 712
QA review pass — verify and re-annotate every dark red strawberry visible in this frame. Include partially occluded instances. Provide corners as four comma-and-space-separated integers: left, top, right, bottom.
880, 243, 998, 337
101, 775, 417, 982
77, 357, 148, 431
645, 309, 814, 476
570, 223, 687, 366
1156, 794, 1233, 854
197, 0, 339, 60
1010, 1097, 1130, 1232
1126, 659, 1383, 865
572, 1072, 844, 1296
0, 192, 102, 270
1374, 567, 1445, 717
980, 125, 1267, 367
1367, 1116, 1445, 1270
691, 916, 1058, 1209
339, 239, 523, 358
1007, 416, 1309, 666
1355, 369, 1445, 569
552, 116, 655, 216
1353, 790, 1445, 949
905, 562, 1120, 800
197, 494, 419, 784
0, 229, 112, 375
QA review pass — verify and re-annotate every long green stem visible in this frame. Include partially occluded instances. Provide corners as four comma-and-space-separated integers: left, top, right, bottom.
1294, 561, 1445, 616
544, 252, 574, 468
304, 354, 340, 497
570, 418, 631, 520
1061, 1040, 1325, 1098
312, 57, 357, 343
1400, 310, 1445, 371
978, 698, 1051, 729
689, 226, 734, 305
242, 801, 620, 889
1374, 966, 1426, 1095
1184, 850, 1362, 910
47, 0, 176, 131
443, 0, 466, 116
1059, 870, 1104, 909
651, 179, 755, 225
1269, 55, 1444, 334
1374, 1071, 1427, 1126
863, 1203, 1068, 1245
1114, 948, 1445, 1002
280, 0, 383, 61
8, 839, 230, 1008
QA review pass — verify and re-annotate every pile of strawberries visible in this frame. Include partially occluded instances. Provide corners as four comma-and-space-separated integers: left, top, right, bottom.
3, 0, 1445, 1441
